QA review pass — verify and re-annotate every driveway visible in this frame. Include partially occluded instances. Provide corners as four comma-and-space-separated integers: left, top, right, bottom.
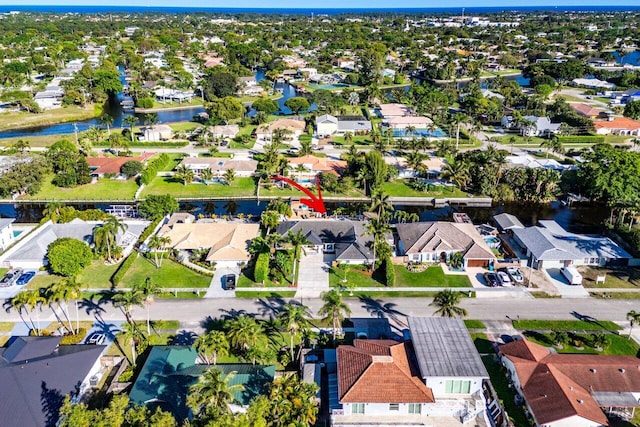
205, 264, 239, 298
544, 268, 590, 298
296, 252, 330, 298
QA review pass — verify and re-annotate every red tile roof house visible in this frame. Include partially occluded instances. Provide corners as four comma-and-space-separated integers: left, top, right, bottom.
500, 339, 640, 427
331, 317, 491, 426
570, 103, 605, 119
86, 153, 155, 179
594, 117, 640, 136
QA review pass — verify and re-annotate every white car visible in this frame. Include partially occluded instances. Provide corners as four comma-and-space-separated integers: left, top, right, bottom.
497, 271, 513, 286
87, 333, 106, 345
506, 266, 524, 284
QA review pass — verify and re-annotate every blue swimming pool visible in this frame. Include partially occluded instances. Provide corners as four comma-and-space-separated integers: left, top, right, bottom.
392, 128, 447, 138
310, 83, 351, 90
484, 236, 501, 248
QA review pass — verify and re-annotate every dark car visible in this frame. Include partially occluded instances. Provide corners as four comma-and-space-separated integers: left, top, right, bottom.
224, 275, 236, 290
16, 271, 36, 286
483, 272, 500, 287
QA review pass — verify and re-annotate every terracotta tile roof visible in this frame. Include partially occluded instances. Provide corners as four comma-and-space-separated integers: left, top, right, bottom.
570, 103, 604, 117
501, 339, 640, 426
287, 155, 347, 175
337, 340, 435, 404
87, 152, 155, 175
594, 117, 640, 131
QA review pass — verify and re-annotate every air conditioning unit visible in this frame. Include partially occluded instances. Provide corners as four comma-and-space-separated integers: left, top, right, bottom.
89, 375, 99, 387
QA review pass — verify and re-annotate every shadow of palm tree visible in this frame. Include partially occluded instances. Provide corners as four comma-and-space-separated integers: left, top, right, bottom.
170, 330, 198, 346
358, 296, 406, 326
41, 381, 74, 427
254, 296, 287, 319
78, 293, 112, 322
220, 308, 254, 320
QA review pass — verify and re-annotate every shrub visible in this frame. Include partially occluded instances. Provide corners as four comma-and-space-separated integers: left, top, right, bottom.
557, 135, 604, 144
111, 252, 138, 286
121, 160, 143, 178
384, 257, 395, 287
136, 97, 155, 108
140, 153, 170, 185
47, 237, 93, 276
60, 328, 87, 345
137, 218, 162, 245
118, 366, 134, 382
254, 252, 270, 283
138, 194, 179, 220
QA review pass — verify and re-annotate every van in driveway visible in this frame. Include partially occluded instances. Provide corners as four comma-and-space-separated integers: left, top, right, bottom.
560, 266, 582, 285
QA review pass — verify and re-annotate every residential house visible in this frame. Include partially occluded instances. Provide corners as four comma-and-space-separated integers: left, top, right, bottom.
511, 219, 632, 270
519, 116, 561, 137
34, 85, 64, 110
143, 124, 174, 142
396, 221, 496, 268
237, 76, 263, 96
500, 338, 640, 427
572, 78, 617, 90
0, 336, 105, 427
378, 103, 414, 118
256, 118, 306, 140
331, 317, 491, 426
275, 220, 377, 264
386, 156, 445, 179
210, 124, 240, 140
129, 346, 275, 422
0, 218, 15, 251
86, 153, 155, 179
505, 154, 575, 171
154, 87, 194, 103
287, 155, 347, 181
384, 115, 433, 130
335, 58, 356, 70
594, 117, 640, 136
0, 218, 149, 269
157, 214, 260, 267
493, 213, 525, 233
177, 157, 258, 178
315, 114, 372, 137
571, 103, 605, 119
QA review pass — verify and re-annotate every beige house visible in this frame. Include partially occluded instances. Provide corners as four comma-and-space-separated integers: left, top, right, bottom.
210, 125, 240, 140
178, 157, 258, 177
157, 214, 260, 267
256, 119, 306, 139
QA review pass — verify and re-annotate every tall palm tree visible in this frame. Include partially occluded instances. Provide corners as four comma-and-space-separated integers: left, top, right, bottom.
318, 289, 351, 342
112, 289, 144, 327
627, 310, 640, 339
135, 277, 162, 335
344, 131, 354, 145
223, 168, 236, 185
175, 164, 195, 186
93, 216, 128, 262
47, 277, 83, 334
19, 290, 46, 335
121, 321, 146, 365
226, 315, 264, 352
430, 289, 468, 318
195, 330, 229, 365
123, 115, 139, 143
42, 202, 65, 223
100, 113, 114, 137
405, 151, 428, 176
148, 234, 172, 268
10, 290, 38, 333
364, 217, 391, 272
278, 303, 312, 361
441, 157, 471, 191
201, 168, 214, 184
187, 369, 244, 418
369, 189, 393, 221
286, 230, 311, 284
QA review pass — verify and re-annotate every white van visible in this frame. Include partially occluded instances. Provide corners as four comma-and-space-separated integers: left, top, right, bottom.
560, 266, 582, 285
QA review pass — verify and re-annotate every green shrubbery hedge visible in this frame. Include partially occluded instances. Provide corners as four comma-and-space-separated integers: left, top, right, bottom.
111, 252, 138, 286
60, 328, 87, 345
384, 257, 396, 287
557, 135, 605, 144
254, 252, 270, 283
140, 153, 170, 185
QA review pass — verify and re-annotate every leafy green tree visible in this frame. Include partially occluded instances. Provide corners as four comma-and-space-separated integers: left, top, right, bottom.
265, 374, 319, 426
121, 160, 143, 178
252, 97, 279, 114
47, 237, 93, 276
195, 330, 230, 365
429, 289, 467, 318
363, 150, 387, 194
203, 71, 238, 99
284, 96, 310, 114
623, 100, 640, 120
318, 289, 351, 342
138, 194, 179, 220
207, 96, 244, 124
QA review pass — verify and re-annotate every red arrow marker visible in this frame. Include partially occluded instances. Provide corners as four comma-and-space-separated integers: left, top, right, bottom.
272, 175, 326, 214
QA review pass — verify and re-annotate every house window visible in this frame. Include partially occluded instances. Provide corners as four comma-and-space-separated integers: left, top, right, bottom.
408, 403, 421, 414
351, 403, 365, 414
389, 403, 399, 411
445, 380, 471, 394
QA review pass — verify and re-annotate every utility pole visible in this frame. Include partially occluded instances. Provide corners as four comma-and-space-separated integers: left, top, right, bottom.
73, 122, 79, 145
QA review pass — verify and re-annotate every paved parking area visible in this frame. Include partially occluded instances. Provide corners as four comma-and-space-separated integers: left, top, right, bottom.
205, 265, 239, 298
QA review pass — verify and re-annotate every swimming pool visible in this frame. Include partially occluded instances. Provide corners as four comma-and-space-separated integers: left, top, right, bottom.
484, 236, 501, 248
392, 128, 447, 138
310, 83, 351, 90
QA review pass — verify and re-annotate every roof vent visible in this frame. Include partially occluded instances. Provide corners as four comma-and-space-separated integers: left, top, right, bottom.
620, 368, 626, 373
590, 368, 597, 373
569, 386, 574, 391
578, 399, 584, 404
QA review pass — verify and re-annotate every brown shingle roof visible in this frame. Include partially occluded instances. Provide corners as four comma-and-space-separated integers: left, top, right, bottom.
500, 339, 640, 426
87, 152, 155, 175
337, 340, 434, 404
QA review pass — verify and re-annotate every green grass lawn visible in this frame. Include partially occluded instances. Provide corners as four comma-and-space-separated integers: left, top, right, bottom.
141, 176, 255, 198
394, 265, 472, 287
259, 183, 364, 198
591, 292, 640, 300
235, 291, 296, 298
28, 261, 119, 290
482, 355, 530, 427
118, 256, 211, 288
0, 104, 100, 132
464, 320, 486, 329
494, 135, 549, 146
24, 174, 138, 201
523, 330, 639, 356
513, 319, 621, 332
581, 267, 640, 289
237, 272, 287, 288
160, 153, 187, 171
0, 322, 15, 333
169, 122, 202, 133
382, 181, 469, 198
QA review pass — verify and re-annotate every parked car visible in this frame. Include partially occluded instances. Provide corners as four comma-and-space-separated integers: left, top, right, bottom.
483, 272, 500, 287
16, 271, 36, 286
224, 274, 236, 290
506, 266, 524, 284
0, 268, 23, 287
86, 332, 106, 345
497, 271, 513, 286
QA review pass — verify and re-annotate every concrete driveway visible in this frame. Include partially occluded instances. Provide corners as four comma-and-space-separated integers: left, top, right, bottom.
205, 265, 239, 298
544, 268, 590, 298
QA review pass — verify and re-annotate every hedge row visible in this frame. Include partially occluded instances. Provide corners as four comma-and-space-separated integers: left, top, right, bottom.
137, 218, 162, 245
557, 135, 605, 144
384, 257, 396, 287
254, 252, 270, 283
111, 252, 138, 286
140, 153, 170, 185
60, 328, 87, 345
95, 141, 188, 148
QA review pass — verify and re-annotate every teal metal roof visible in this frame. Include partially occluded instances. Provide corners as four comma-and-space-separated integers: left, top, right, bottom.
129, 346, 275, 421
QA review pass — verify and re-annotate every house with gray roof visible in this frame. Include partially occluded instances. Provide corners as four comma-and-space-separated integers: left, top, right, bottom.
275, 219, 378, 264
493, 213, 524, 233
512, 219, 632, 270
316, 114, 372, 137
0, 219, 149, 269
0, 336, 105, 427
396, 222, 496, 268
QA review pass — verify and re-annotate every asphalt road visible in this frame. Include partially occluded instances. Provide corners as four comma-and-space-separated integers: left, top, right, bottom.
2, 297, 637, 326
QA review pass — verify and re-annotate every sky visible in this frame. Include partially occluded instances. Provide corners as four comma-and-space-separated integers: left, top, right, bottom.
0, 0, 639, 8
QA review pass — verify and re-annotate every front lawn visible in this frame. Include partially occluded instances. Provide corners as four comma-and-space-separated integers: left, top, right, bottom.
119, 256, 211, 288
381, 181, 469, 198
394, 265, 472, 287
522, 330, 639, 356
24, 174, 138, 201
580, 267, 640, 289
141, 176, 255, 198
513, 319, 621, 332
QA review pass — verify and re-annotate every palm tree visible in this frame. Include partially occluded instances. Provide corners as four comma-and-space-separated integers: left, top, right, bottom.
123, 115, 139, 143
135, 277, 162, 335
344, 131, 354, 145
286, 230, 311, 284
121, 322, 146, 365
278, 304, 312, 361
318, 289, 351, 342
261, 210, 280, 235
627, 310, 640, 339
10, 290, 39, 333
201, 168, 214, 184
223, 168, 235, 185
405, 151, 427, 176
430, 289, 468, 318
100, 113, 114, 137
48, 277, 84, 334
364, 217, 391, 272
112, 289, 144, 327
93, 216, 127, 262
369, 189, 393, 221
441, 157, 471, 191
148, 234, 172, 268
42, 202, 65, 223
175, 164, 195, 186
540, 135, 564, 159
18, 290, 46, 335
195, 330, 230, 365
187, 369, 244, 418
226, 315, 264, 352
